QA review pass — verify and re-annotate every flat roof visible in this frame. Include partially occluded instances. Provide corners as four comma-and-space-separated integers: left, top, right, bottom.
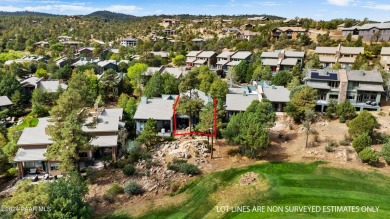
14, 148, 47, 162
134, 98, 174, 121
90, 135, 118, 147
262, 85, 290, 102
226, 94, 258, 111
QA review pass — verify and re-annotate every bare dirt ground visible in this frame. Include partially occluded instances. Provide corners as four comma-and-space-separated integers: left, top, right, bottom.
90, 110, 390, 217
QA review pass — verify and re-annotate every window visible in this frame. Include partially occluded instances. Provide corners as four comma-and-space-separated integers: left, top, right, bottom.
50, 163, 60, 171
329, 94, 338, 100
347, 95, 354, 100
328, 81, 340, 89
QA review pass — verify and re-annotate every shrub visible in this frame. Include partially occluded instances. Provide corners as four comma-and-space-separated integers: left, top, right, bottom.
167, 159, 200, 175
328, 140, 338, 148
325, 145, 334, 152
339, 140, 350, 146
5, 167, 17, 178
170, 182, 179, 192
112, 159, 131, 169
123, 164, 135, 176
102, 193, 115, 203
336, 100, 356, 122
179, 163, 200, 175
85, 167, 97, 184
348, 111, 378, 138
107, 183, 124, 195
124, 181, 144, 195
352, 133, 372, 153
381, 142, 390, 164
358, 147, 379, 164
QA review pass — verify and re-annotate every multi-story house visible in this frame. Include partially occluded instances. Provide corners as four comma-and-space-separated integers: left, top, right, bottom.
226, 51, 252, 72
120, 38, 137, 47
261, 50, 305, 73
14, 107, 124, 178
304, 69, 384, 112
216, 51, 235, 72
271, 27, 308, 40
314, 44, 364, 69
380, 47, 390, 71
185, 51, 202, 69
193, 51, 217, 68
342, 23, 390, 41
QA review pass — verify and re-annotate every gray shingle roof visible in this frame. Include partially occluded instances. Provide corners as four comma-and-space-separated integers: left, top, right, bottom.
381, 47, 390, 55
262, 58, 278, 66
83, 108, 123, 133
319, 56, 336, 63
164, 67, 185, 79
347, 70, 383, 83
338, 57, 356, 63
134, 98, 174, 121
90, 135, 118, 147
281, 58, 298, 66
261, 52, 278, 58
217, 51, 235, 58
0, 96, 12, 107
14, 148, 47, 162
194, 59, 207, 64
359, 23, 390, 30
151, 51, 169, 58
37, 81, 68, 93
231, 51, 252, 60
357, 83, 384, 92
226, 94, 258, 111
186, 51, 201, 57
17, 117, 53, 146
285, 51, 305, 58
197, 51, 216, 58
315, 47, 338, 54
216, 60, 229, 65
226, 60, 242, 66
262, 86, 290, 102
340, 47, 364, 54
306, 81, 331, 89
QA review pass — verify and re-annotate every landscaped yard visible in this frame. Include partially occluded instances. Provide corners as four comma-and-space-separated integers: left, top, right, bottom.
104, 162, 390, 219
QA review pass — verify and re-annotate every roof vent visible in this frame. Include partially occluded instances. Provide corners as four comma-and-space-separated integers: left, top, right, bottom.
272, 85, 276, 89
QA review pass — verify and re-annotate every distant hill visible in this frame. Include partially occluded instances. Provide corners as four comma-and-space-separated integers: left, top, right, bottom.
0, 11, 58, 17
85, 11, 136, 20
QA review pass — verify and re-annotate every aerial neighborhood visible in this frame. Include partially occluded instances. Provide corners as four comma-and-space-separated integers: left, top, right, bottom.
1, 9, 390, 219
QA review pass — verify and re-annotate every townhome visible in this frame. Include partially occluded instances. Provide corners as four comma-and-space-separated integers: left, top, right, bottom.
304, 69, 383, 112
120, 38, 137, 47
261, 50, 305, 73
222, 27, 240, 34
164, 29, 176, 35
314, 44, 364, 69
78, 47, 95, 58
380, 47, 390, 71
134, 90, 211, 136
236, 30, 260, 41
20, 77, 67, 94
4, 56, 44, 65
225, 82, 290, 117
226, 51, 252, 71
342, 23, 390, 41
186, 51, 202, 69
162, 19, 180, 27
14, 107, 124, 178
193, 51, 217, 68
271, 27, 308, 40
216, 51, 235, 72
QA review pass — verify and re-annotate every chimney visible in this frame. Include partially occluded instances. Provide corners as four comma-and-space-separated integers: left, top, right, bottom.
242, 91, 247, 96
141, 96, 148, 104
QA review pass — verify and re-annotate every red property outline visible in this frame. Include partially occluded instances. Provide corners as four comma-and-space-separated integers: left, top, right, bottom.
173, 94, 217, 137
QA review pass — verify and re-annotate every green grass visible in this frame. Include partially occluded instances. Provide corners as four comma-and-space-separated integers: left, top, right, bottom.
106, 162, 390, 219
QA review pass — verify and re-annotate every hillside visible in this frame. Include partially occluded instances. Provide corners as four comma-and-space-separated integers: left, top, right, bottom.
85, 11, 136, 20
0, 11, 58, 17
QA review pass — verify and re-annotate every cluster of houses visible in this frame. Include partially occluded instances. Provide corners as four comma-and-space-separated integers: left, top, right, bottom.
14, 106, 124, 179
342, 22, 390, 41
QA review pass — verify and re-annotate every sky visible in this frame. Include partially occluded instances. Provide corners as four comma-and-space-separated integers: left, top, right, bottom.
0, 0, 390, 22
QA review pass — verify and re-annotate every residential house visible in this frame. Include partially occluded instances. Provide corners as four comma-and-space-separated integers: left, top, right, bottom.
261, 50, 305, 72
186, 51, 202, 69
193, 51, 217, 68
380, 47, 390, 71
342, 23, 390, 41
191, 38, 204, 47
192, 19, 204, 24
4, 56, 44, 65
248, 16, 269, 21
222, 27, 240, 34
0, 96, 12, 110
120, 38, 137, 47
150, 51, 169, 59
144, 66, 186, 79
97, 60, 118, 72
58, 35, 72, 41
78, 47, 95, 58
36, 80, 68, 93
216, 51, 235, 72
60, 41, 80, 48
14, 108, 124, 178
162, 19, 180, 27
134, 96, 175, 136
225, 82, 290, 117
271, 27, 308, 40
34, 41, 49, 47
304, 69, 384, 112
236, 30, 260, 41
241, 23, 255, 29
164, 29, 176, 35
314, 44, 364, 69
226, 51, 252, 71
